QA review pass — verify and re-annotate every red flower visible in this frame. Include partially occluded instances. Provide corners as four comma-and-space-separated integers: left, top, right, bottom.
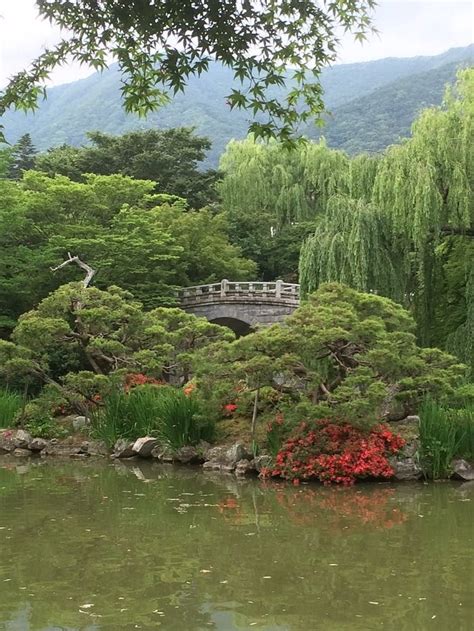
223, 403, 238, 416
263, 418, 404, 485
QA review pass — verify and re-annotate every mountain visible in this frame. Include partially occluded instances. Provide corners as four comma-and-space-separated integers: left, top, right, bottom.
320, 60, 471, 154
2, 45, 472, 166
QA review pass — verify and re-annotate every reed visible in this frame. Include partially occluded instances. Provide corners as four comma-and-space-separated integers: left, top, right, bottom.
419, 399, 474, 479
0, 388, 23, 427
91, 385, 212, 449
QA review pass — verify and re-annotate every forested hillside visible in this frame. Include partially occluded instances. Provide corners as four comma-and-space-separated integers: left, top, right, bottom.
321, 61, 468, 153
2, 45, 472, 166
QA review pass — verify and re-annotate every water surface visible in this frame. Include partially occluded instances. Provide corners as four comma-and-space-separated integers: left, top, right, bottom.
0, 458, 472, 630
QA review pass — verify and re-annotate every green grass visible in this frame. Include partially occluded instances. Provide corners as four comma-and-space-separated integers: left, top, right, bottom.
419, 399, 474, 479
0, 389, 23, 427
91, 385, 213, 449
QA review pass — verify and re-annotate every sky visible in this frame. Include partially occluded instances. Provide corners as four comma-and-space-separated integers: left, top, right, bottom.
0, 0, 472, 87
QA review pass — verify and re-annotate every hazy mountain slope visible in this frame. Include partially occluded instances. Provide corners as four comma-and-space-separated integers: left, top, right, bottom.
321, 60, 471, 154
2, 45, 472, 166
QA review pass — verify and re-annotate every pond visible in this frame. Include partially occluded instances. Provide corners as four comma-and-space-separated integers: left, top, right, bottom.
0, 458, 472, 630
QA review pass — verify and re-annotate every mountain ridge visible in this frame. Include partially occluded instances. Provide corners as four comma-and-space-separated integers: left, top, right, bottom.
2, 44, 472, 166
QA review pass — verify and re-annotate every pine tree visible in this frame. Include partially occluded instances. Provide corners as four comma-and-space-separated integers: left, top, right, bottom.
8, 133, 37, 180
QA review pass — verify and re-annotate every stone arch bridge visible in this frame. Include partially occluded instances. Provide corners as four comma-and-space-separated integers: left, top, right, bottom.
178, 280, 300, 335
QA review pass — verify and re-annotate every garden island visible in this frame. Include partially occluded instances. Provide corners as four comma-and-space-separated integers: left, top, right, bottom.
0, 1, 472, 629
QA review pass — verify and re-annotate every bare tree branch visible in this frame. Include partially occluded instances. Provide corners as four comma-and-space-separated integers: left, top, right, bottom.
51, 252, 96, 288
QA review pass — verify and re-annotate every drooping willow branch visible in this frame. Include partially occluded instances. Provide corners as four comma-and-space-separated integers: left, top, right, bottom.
51, 252, 96, 288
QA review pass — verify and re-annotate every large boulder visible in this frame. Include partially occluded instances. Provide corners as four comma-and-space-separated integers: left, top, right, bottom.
13, 448, 31, 458
203, 442, 252, 473
132, 436, 158, 458
28, 438, 48, 453
113, 439, 136, 459
389, 456, 422, 481
72, 416, 90, 432
0, 431, 16, 454
451, 459, 474, 481
13, 429, 33, 449
174, 446, 201, 464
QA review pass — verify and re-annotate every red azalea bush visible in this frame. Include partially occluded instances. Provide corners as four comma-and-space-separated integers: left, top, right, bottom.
124, 373, 164, 392
223, 402, 238, 416
263, 419, 405, 485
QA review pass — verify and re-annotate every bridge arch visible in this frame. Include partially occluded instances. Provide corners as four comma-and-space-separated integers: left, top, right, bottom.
178, 279, 300, 334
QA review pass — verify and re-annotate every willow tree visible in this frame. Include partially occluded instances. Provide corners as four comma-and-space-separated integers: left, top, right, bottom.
300, 69, 473, 363
218, 138, 351, 279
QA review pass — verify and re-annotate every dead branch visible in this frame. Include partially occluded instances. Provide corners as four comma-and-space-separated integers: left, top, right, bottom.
51, 252, 96, 288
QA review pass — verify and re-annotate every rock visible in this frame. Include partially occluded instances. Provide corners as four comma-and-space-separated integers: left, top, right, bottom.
451, 459, 474, 481
252, 454, 272, 473
0, 432, 16, 454
132, 436, 158, 458
13, 429, 33, 449
404, 415, 420, 424
12, 448, 31, 457
112, 439, 136, 459
400, 438, 419, 459
204, 445, 228, 463
235, 459, 256, 476
202, 442, 252, 474
42, 443, 82, 458
28, 438, 48, 452
390, 457, 422, 481
151, 444, 175, 462
174, 445, 201, 464
226, 443, 251, 463
205, 442, 250, 465
72, 415, 90, 432
86, 440, 110, 456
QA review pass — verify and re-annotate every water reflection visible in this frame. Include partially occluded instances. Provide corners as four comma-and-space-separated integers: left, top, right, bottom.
0, 458, 472, 630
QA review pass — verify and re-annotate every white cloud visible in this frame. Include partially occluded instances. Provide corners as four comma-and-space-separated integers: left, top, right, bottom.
0, 0, 472, 88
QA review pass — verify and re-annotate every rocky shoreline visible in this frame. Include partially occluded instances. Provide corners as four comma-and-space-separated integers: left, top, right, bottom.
1, 426, 473, 483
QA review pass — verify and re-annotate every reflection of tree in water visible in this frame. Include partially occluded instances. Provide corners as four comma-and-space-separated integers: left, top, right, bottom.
272, 485, 408, 530
0, 460, 472, 631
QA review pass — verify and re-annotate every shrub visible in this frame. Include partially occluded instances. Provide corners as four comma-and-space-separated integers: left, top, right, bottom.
0, 388, 24, 427
419, 399, 474, 478
24, 417, 68, 439
264, 419, 405, 485
195, 283, 467, 431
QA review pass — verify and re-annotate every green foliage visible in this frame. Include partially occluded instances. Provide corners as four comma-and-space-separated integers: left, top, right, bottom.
6, 134, 37, 180
0, 147, 12, 179
91, 386, 212, 449
0, 170, 255, 331
0, 1, 377, 143
91, 387, 163, 447
5, 283, 232, 390
299, 69, 474, 356
320, 61, 465, 154
419, 399, 474, 479
0, 389, 24, 427
35, 128, 219, 208
2, 48, 472, 168
24, 417, 68, 439
195, 283, 467, 431
152, 388, 214, 450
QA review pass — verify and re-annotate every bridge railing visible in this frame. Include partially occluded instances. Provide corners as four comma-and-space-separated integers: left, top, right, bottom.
178, 279, 300, 301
